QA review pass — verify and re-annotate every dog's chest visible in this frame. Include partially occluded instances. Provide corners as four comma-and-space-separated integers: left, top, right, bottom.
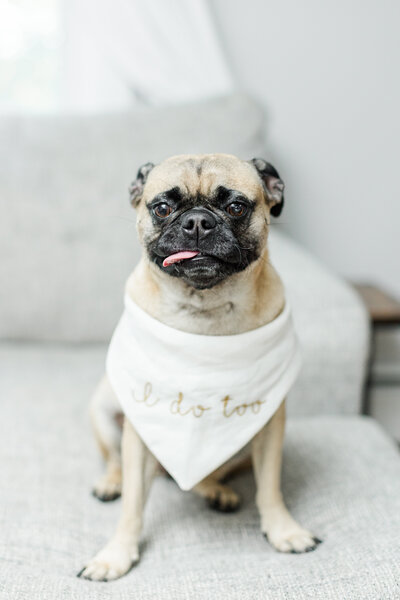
156, 286, 259, 335
173, 300, 236, 334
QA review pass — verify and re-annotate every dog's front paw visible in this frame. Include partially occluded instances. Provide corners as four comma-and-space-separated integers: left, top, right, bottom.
264, 525, 322, 554
77, 541, 138, 581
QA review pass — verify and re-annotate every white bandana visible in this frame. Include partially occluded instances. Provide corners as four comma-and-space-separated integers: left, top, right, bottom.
106, 294, 301, 491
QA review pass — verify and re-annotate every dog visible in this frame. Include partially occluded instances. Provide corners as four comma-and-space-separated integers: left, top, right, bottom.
78, 154, 321, 581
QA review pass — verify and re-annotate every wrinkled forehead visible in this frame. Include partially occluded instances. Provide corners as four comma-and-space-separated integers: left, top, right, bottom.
142, 154, 263, 202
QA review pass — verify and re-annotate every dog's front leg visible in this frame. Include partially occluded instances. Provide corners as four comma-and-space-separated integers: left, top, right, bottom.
252, 400, 321, 553
78, 419, 158, 581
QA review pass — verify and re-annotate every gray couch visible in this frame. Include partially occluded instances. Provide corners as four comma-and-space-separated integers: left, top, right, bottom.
1, 95, 400, 600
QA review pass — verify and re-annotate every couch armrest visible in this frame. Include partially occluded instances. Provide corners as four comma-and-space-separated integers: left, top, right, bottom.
269, 231, 370, 416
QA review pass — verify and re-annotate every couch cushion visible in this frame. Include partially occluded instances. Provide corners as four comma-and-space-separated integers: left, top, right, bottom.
0, 94, 266, 343
270, 233, 369, 416
0, 343, 399, 599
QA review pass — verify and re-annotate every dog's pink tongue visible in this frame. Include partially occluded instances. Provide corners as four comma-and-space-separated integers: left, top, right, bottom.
162, 251, 199, 267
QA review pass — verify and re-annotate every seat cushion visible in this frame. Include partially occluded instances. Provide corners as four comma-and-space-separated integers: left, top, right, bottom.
1, 342, 400, 600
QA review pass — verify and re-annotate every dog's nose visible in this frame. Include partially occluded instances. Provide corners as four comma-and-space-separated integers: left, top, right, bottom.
181, 209, 216, 238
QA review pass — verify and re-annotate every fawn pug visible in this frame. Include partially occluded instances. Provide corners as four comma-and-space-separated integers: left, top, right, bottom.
78, 154, 321, 582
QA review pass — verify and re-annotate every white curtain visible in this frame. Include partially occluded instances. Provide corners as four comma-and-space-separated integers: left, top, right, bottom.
62, 0, 234, 111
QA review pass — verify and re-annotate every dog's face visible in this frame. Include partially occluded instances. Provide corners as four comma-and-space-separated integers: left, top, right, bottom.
130, 154, 284, 290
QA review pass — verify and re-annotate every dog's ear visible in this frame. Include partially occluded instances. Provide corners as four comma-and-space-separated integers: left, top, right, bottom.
250, 158, 285, 217
129, 162, 155, 207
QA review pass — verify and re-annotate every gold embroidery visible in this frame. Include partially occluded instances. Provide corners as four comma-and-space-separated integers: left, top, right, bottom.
132, 383, 264, 418
170, 392, 211, 418
221, 395, 265, 417
132, 382, 159, 407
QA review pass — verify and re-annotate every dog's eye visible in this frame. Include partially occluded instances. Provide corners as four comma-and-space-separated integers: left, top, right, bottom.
154, 203, 173, 218
226, 202, 247, 217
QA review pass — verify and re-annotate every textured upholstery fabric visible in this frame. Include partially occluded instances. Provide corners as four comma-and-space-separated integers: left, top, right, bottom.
0, 341, 399, 600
